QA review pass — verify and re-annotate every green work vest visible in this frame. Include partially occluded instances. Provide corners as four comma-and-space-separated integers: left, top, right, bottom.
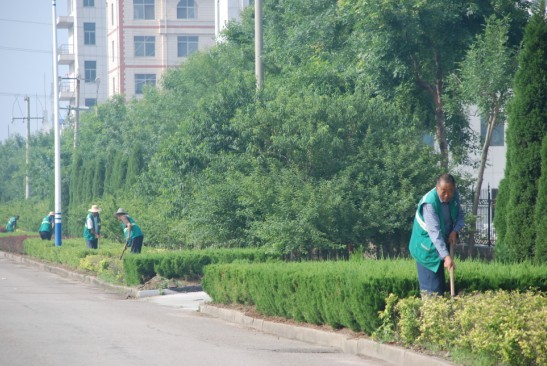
6, 217, 17, 232
83, 213, 101, 241
39, 215, 53, 233
408, 188, 460, 272
122, 215, 143, 240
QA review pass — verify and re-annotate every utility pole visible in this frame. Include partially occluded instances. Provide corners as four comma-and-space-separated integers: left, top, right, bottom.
60, 76, 82, 148
25, 96, 30, 199
75, 77, 80, 148
255, 0, 263, 90
12, 97, 43, 200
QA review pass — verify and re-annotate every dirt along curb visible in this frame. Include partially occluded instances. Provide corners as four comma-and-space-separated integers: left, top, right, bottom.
199, 304, 455, 366
3, 250, 455, 366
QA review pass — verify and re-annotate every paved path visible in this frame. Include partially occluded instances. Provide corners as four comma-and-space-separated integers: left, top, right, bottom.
0, 256, 389, 366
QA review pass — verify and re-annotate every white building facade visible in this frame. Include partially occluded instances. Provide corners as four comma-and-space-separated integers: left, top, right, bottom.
214, 0, 253, 37
106, 0, 216, 99
57, 0, 109, 109
463, 106, 507, 191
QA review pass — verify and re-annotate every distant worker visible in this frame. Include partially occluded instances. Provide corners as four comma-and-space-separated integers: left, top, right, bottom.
114, 208, 144, 254
409, 173, 464, 296
38, 211, 55, 240
84, 205, 101, 249
6, 215, 19, 232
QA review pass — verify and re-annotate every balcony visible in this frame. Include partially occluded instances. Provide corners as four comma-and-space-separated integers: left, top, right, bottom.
59, 81, 75, 101
58, 44, 74, 65
56, 16, 74, 29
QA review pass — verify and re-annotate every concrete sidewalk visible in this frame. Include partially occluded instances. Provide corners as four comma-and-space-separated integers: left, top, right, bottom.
2, 251, 455, 366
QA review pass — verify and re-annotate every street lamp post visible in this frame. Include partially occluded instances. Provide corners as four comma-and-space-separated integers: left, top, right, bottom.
52, 0, 62, 246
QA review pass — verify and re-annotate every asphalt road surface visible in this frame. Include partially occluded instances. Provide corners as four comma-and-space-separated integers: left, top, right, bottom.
0, 256, 389, 366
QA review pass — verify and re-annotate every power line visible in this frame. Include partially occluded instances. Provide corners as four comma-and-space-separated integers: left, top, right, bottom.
0, 17, 51, 26
0, 92, 49, 98
0, 45, 51, 54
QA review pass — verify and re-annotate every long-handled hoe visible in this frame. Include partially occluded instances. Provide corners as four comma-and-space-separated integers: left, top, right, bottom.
119, 240, 129, 260
449, 241, 456, 297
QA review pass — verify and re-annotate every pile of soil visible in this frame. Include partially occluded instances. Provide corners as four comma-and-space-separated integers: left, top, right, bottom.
137, 275, 202, 292
0, 235, 32, 254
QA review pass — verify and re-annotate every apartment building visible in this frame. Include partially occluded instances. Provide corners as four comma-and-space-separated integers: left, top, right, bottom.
106, 0, 216, 98
57, 0, 108, 109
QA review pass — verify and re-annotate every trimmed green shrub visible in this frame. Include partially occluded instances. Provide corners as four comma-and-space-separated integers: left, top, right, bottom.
203, 260, 420, 334
122, 248, 280, 286
202, 259, 547, 334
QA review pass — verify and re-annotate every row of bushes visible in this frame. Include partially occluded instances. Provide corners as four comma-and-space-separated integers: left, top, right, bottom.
6, 236, 282, 287
201, 259, 547, 335
22, 237, 127, 283
123, 248, 281, 285
374, 291, 546, 366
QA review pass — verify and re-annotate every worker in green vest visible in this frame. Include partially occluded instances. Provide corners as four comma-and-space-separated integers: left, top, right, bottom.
83, 205, 101, 249
38, 211, 55, 240
114, 208, 144, 254
6, 215, 19, 232
409, 173, 465, 295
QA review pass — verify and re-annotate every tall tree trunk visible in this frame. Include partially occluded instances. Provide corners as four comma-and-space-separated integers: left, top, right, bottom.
414, 51, 449, 171
473, 105, 500, 215
470, 105, 500, 258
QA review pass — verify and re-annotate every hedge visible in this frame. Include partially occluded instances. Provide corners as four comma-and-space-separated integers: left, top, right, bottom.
202, 259, 547, 335
122, 248, 281, 285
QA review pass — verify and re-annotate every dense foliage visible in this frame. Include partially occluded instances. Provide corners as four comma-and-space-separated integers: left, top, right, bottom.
376, 291, 546, 366
494, 2, 547, 263
0, 0, 534, 259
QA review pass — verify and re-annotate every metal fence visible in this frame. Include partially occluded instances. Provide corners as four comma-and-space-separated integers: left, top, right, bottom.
461, 185, 497, 246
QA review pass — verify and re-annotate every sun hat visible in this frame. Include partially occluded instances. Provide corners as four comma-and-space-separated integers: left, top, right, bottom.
88, 205, 101, 213
114, 208, 128, 216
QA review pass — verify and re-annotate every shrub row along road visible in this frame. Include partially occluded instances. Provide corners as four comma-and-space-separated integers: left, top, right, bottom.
0, 256, 386, 366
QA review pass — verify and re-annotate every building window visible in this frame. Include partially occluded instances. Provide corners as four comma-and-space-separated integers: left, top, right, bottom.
112, 77, 116, 94
85, 98, 97, 107
134, 0, 155, 20
135, 74, 156, 94
177, 0, 196, 19
177, 36, 198, 57
134, 36, 155, 57
481, 117, 505, 146
84, 23, 96, 45
111, 40, 115, 62
84, 0, 95, 7
111, 3, 115, 26
84, 61, 96, 83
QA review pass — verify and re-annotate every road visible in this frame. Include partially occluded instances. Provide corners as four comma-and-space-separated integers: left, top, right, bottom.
0, 256, 388, 366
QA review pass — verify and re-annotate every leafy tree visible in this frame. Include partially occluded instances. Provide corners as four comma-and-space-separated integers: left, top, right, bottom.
0, 136, 26, 201
92, 158, 105, 198
457, 16, 516, 218
341, 0, 528, 170
535, 136, 547, 262
125, 144, 144, 190
496, 1, 547, 262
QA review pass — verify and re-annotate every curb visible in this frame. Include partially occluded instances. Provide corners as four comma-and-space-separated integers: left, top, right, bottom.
2, 251, 141, 297
199, 306, 455, 366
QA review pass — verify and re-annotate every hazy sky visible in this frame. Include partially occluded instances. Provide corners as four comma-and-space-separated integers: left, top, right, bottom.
0, 0, 68, 142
